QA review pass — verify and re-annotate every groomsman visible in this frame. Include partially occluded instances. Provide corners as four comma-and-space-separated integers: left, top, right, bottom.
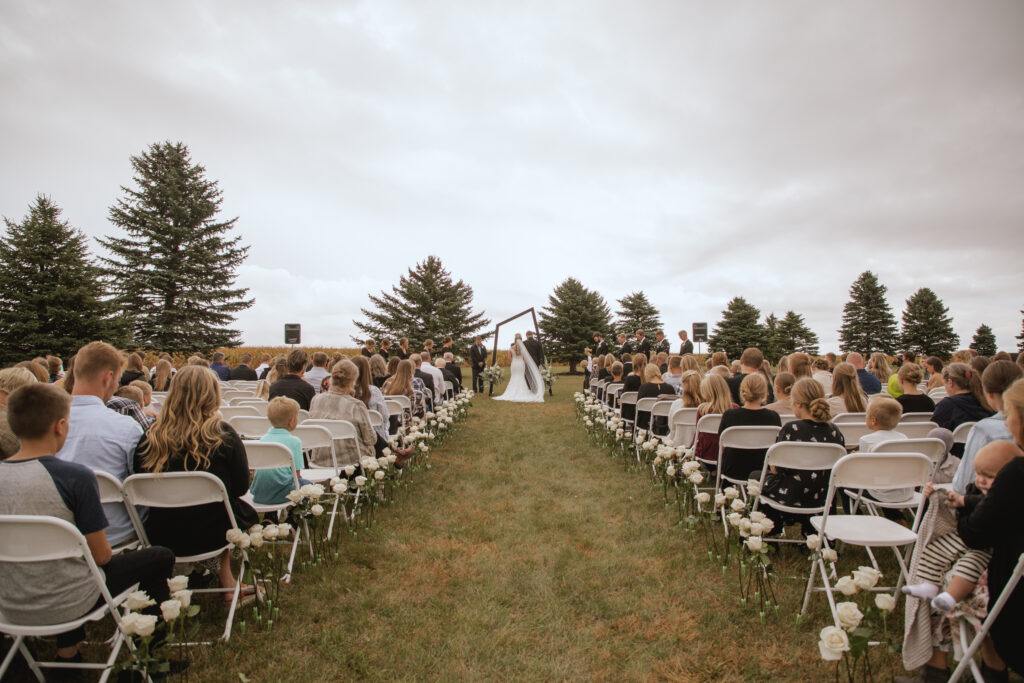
469, 337, 487, 392
678, 330, 693, 356
617, 333, 632, 356
635, 329, 651, 359
653, 330, 671, 356
593, 332, 609, 357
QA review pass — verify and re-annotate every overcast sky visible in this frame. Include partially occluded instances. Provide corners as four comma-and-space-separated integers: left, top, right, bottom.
2, 1, 1022, 351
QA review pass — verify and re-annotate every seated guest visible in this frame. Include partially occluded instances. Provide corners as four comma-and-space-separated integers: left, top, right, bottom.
788, 353, 813, 382
437, 358, 462, 397
827, 362, 867, 416
382, 359, 427, 419
759, 378, 844, 533
18, 360, 49, 383
765, 372, 796, 416
249, 397, 310, 505
136, 365, 258, 594
620, 353, 633, 377
638, 364, 676, 432
932, 362, 995, 434
667, 371, 702, 445
254, 353, 272, 379
46, 355, 64, 383
385, 355, 400, 383
269, 349, 316, 410
370, 354, 389, 388
847, 352, 881, 395
623, 353, 647, 393
655, 352, 669, 374
887, 351, 917, 397
662, 355, 684, 392
596, 354, 614, 382
0, 383, 174, 666
867, 352, 894, 389
351, 355, 390, 442
303, 352, 331, 394
130, 380, 159, 420
119, 352, 146, 387
0, 367, 37, 459
59, 341, 146, 547
109, 383, 151, 432
410, 353, 435, 411
680, 354, 703, 376
150, 359, 174, 392
894, 363, 935, 414
709, 351, 729, 372
858, 395, 912, 504
229, 353, 259, 381
444, 352, 463, 388
606, 362, 625, 411
420, 352, 446, 407
695, 374, 736, 467
726, 347, 775, 406
717, 373, 782, 482
811, 357, 833, 395
209, 352, 231, 382
952, 360, 1023, 494
924, 356, 945, 392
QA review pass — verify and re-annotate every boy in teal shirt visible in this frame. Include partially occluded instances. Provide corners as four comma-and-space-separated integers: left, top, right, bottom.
249, 397, 309, 504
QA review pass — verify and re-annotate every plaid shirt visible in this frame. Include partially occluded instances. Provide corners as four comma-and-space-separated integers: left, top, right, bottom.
106, 397, 151, 432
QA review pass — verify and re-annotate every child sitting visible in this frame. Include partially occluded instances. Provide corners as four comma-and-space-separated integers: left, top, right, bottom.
114, 384, 155, 426
859, 395, 911, 503
249, 396, 310, 505
130, 379, 160, 419
902, 441, 1020, 611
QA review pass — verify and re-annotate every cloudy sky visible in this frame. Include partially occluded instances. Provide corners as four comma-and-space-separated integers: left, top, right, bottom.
2, 1, 1022, 351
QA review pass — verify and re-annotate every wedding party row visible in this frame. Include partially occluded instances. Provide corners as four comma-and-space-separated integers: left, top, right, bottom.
573, 344, 1024, 683
0, 340, 477, 680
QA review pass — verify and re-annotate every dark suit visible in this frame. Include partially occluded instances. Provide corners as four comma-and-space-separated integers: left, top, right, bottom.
523, 337, 544, 366
636, 337, 652, 359
229, 364, 258, 381
679, 339, 694, 356
653, 338, 671, 356
469, 343, 487, 392
441, 368, 461, 396
594, 340, 609, 357
448, 363, 463, 388
619, 340, 634, 356
414, 370, 436, 409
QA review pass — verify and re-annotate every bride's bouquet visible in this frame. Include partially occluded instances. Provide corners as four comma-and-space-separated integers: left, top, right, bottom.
481, 364, 503, 387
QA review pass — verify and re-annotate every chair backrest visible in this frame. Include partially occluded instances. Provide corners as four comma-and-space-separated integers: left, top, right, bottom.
827, 453, 932, 492
719, 425, 781, 450
368, 410, 384, 428
291, 424, 334, 451
233, 401, 268, 416
444, 381, 454, 397
227, 415, 274, 438
892, 421, 939, 439
952, 421, 977, 445
833, 412, 867, 425
297, 409, 310, 423
873, 438, 948, 470
243, 441, 299, 489
606, 384, 625, 405
94, 470, 126, 505
385, 400, 403, 417
635, 397, 658, 417
651, 401, 674, 418
696, 413, 722, 435
900, 412, 935, 423
588, 378, 599, 394
123, 472, 238, 548
836, 423, 875, 449
669, 407, 699, 447
220, 405, 261, 420
222, 390, 255, 401
229, 396, 265, 406
928, 387, 948, 401
385, 395, 411, 411
303, 419, 358, 440
763, 441, 847, 472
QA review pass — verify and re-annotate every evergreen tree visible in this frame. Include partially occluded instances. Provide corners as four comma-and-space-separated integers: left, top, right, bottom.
970, 324, 997, 357
354, 256, 490, 353
899, 287, 959, 358
762, 313, 783, 365
538, 278, 612, 374
838, 271, 899, 355
1018, 309, 1024, 353
615, 291, 662, 336
778, 310, 820, 357
99, 141, 252, 352
0, 195, 126, 364
708, 297, 765, 360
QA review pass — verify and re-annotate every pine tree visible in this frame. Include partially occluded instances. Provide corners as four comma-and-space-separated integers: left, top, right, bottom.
762, 313, 783, 365
899, 287, 959, 358
778, 310, 820, 357
538, 278, 612, 374
708, 297, 766, 360
838, 271, 899, 355
354, 256, 490, 353
0, 195, 126, 363
615, 291, 662, 336
99, 141, 252, 352
1017, 310, 1024, 353
970, 324, 997, 357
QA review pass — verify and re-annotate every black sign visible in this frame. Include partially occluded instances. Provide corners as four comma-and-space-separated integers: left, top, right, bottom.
692, 322, 708, 343
284, 324, 301, 345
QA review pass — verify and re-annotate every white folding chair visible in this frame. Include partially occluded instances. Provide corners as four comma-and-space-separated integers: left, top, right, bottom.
297, 409, 310, 424
668, 407, 699, 447
229, 396, 265, 407
892, 421, 939, 439
227, 415, 273, 439
949, 552, 1024, 683
633, 397, 658, 447
94, 471, 143, 554
752, 442, 847, 544
588, 378, 599, 396
952, 421, 977, 447
444, 381, 455, 401
649, 400, 674, 439
833, 412, 867, 425
384, 400, 404, 433
596, 380, 609, 403
900, 412, 936, 423
292, 424, 338, 483
928, 387, 948, 401
385, 395, 411, 413
0, 515, 139, 682
714, 425, 781, 493
123, 472, 249, 642
801, 453, 932, 625
836, 422, 875, 451
693, 414, 722, 467
240, 442, 302, 581
220, 405, 261, 421
606, 384, 625, 411
862, 438, 949, 533
295, 422, 357, 538
368, 410, 384, 430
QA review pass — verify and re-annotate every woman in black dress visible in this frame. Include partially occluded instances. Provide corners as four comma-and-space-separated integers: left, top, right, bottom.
718, 373, 782, 481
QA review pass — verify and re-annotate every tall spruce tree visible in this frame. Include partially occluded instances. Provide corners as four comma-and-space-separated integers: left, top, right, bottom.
99, 142, 252, 352
708, 297, 765, 360
1018, 309, 1024, 353
838, 271, 899, 354
538, 278, 612, 374
900, 287, 959, 358
970, 324, 997, 357
354, 256, 490, 353
778, 310, 820, 357
615, 291, 662, 336
762, 313, 783, 365
0, 195, 126, 363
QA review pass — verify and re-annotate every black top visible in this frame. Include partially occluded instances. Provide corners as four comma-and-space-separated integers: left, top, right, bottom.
594, 340, 609, 356
717, 407, 782, 482
638, 382, 675, 399
268, 374, 316, 410
726, 372, 775, 407
396, 349, 411, 360
373, 375, 388, 389
679, 339, 694, 356
229, 364, 258, 381
895, 393, 935, 414
959, 457, 1024, 672
932, 393, 994, 432
762, 420, 845, 509
623, 374, 643, 393
120, 370, 145, 387
137, 423, 258, 556
622, 362, 633, 376
597, 368, 610, 382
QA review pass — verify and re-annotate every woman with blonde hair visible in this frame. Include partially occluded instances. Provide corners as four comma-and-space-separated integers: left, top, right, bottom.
623, 353, 647, 393
351, 355, 389, 441
765, 372, 796, 416
667, 371, 702, 445
150, 359, 174, 392
894, 363, 935, 414
694, 374, 736, 466
867, 352, 894, 385
828, 362, 867, 415
136, 365, 258, 595
789, 353, 813, 380
717, 373, 782, 480
369, 354, 389, 388
710, 351, 729, 369
679, 354, 702, 375
383, 359, 427, 418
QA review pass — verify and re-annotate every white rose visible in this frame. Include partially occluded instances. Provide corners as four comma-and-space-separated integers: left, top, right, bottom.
277, 523, 292, 537
695, 492, 711, 504
759, 517, 775, 533
167, 575, 189, 593
134, 614, 158, 637
311, 484, 325, 498
818, 626, 850, 661
835, 601, 864, 631
119, 612, 141, 636
714, 493, 726, 508
160, 599, 181, 621
852, 566, 882, 591
724, 486, 739, 500
236, 534, 251, 549
333, 483, 347, 495
665, 466, 676, 477
374, 470, 385, 480
688, 472, 704, 485
344, 465, 356, 477
355, 476, 367, 486
805, 534, 822, 551
249, 532, 264, 548
382, 448, 392, 457
727, 512, 742, 527
821, 548, 838, 563
739, 518, 752, 534
262, 524, 279, 539
249, 524, 263, 534
748, 521, 764, 536
225, 528, 246, 545
125, 590, 155, 612
749, 510, 766, 523
745, 536, 763, 552
875, 593, 896, 612
730, 498, 746, 513
330, 476, 342, 487
311, 504, 324, 517
172, 589, 191, 608
834, 576, 858, 596
387, 454, 397, 464
746, 481, 761, 497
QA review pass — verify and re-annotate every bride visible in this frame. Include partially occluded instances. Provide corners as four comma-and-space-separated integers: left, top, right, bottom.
494, 334, 545, 403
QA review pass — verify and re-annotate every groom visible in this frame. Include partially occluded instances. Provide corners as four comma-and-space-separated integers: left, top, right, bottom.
523, 331, 544, 367
469, 336, 487, 392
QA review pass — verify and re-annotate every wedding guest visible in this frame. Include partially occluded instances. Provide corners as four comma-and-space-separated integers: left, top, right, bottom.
396, 338, 411, 360
410, 353, 435, 411
710, 351, 730, 371
638, 364, 675, 432
726, 347, 774, 406
717, 373, 782, 481
209, 352, 231, 382
828, 362, 868, 416
623, 353, 647, 393
789, 353, 813, 381
386, 355, 400, 379
680, 354, 703, 376
0, 367, 37, 459
597, 354, 614, 382
765, 372, 796, 416
46, 356, 64, 383
470, 337, 487, 393
847, 352, 881, 395
952, 360, 1023, 493
137, 365, 258, 596
437, 358, 462, 397
17, 360, 49, 383
352, 355, 390, 441
678, 330, 693, 356
248, 397, 309, 505
694, 374, 736, 468
382, 359, 427, 418
634, 329, 651, 359
777, 356, 790, 374
616, 333, 631, 357
443, 351, 463, 388
931, 362, 994, 433
361, 340, 376, 358
867, 352, 894, 389
370, 354, 389, 388
119, 352, 146, 386
887, 351, 917, 397
229, 353, 258, 381
812, 357, 833, 395
655, 351, 669, 374
269, 349, 316, 410
129, 380, 158, 420
605, 362, 625, 410
667, 371, 702, 445
858, 396, 913, 504
254, 353, 272, 378
304, 352, 330, 394
419, 351, 446, 406
924, 356, 945, 391
825, 352, 837, 370
662, 355, 684, 392
895, 363, 935, 414
620, 353, 633, 377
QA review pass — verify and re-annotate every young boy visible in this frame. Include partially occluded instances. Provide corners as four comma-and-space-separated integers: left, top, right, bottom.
0, 383, 173, 662
130, 378, 160, 419
903, 440, 1020, 610
249, 396, 309, 505
859, 395, 911, 503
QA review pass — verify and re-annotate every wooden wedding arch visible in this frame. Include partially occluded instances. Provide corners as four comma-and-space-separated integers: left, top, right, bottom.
487, 307, 552, 396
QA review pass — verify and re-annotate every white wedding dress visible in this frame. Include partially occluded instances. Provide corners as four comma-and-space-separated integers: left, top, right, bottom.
494, 340, 545, 403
